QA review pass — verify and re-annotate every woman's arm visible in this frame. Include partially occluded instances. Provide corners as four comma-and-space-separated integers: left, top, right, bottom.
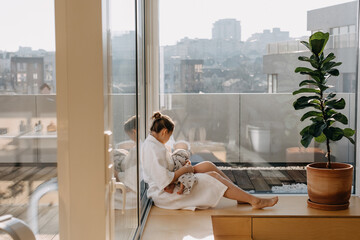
170, 165, 194, 184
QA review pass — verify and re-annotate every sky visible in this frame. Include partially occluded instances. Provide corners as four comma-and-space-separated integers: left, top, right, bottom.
158, 0, 354, 45
0, 0, 354, 51
0, 0, 55, 51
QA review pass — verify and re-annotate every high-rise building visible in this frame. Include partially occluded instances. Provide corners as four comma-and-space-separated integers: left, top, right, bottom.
212, 19, 241, 41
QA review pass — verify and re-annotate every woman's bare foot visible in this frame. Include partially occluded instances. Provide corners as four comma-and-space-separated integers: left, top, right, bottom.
237, 200, 250, 205
164, 183, 175, 193
177, 183, 184, 195
251, 196, 278, 209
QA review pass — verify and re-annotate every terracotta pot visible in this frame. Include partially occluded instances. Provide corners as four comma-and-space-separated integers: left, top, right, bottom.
306, 162, 353, 210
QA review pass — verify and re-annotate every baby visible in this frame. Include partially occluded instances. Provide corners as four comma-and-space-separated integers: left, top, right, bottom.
164, 149, 197, 195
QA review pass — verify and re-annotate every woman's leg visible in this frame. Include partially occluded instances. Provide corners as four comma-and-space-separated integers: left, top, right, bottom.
205, 171, 278, 209
193, 161, 232, 182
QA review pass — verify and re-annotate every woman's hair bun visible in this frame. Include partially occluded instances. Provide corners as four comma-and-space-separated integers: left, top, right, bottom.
152, 112, 162, 120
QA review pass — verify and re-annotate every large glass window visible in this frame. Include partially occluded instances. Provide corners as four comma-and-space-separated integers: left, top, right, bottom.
109, 0, 147, 238
159, 0, 357, 194
0, 1, 57, 239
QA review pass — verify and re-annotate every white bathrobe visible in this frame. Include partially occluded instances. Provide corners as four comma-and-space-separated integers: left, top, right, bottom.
141, 135, 228, 210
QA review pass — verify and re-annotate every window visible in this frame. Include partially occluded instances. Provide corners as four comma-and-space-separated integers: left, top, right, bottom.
0, 1, 57, 239
267, 74, 278, 93
331, 27, 340, 35
159, 0, 357, 194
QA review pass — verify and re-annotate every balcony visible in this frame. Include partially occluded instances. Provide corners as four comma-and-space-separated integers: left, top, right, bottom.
0, 93, 355, 193
266, 33, 357, 55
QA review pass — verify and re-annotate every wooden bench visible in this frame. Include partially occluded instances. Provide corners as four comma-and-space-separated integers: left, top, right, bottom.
142, 196, 360, 240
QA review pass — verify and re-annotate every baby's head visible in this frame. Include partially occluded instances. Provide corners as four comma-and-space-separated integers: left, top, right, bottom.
173, 140, 190, 151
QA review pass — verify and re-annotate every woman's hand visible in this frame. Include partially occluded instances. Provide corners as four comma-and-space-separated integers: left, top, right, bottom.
184, 164, 194, 173
171, 164, 195, 184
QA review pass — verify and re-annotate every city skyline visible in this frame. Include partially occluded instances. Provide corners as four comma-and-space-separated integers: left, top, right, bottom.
0, 0, 354, 51
159, 0, 352, 45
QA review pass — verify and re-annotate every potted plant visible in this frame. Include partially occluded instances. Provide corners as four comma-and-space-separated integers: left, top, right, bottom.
293, 31, 355, 210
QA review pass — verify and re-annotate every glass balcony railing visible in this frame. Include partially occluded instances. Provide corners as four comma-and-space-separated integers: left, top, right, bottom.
0, 93, 355, 195
267, 33, 357, 55
160, 92, 356, 194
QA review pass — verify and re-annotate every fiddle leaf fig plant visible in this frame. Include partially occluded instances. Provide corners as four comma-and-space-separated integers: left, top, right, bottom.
293, 31, 355, 168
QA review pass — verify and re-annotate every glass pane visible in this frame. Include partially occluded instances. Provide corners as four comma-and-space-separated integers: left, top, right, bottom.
0, 1, 57, 239
110, 0, 139, 238
136, 0, 150, 221
159, 0, 357, 194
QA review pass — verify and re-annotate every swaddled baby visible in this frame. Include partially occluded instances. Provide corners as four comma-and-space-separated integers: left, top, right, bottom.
164, 149, 197, 194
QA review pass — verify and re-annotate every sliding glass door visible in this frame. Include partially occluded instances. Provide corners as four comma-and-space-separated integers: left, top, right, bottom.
105, 0, 147, 239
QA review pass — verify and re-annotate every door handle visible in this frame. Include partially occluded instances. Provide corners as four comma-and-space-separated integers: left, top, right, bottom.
111, 177, 126, 214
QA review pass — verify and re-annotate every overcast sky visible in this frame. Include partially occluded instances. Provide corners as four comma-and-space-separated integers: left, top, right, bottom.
158, 0, 354, 45
0, 0, 354, 51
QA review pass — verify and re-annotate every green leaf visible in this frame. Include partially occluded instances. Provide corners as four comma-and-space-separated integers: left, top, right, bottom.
310, 117, 324, 123
326, 98, 346, 109
315, 133, 326, 143
299, 80, 317, 87
298, 56, 320, 68
309, 122, 327, 137
306, 71, 324, 82
318, 84, 330, 92
323, 127, 344, 141
300, 111, 323, 121
299, 125, 314, 148
300, 41, 311, 52
319, 52, 325, 61
325, 92, 336, 100
295, 67, 313, 73
322, 61, 342, 71
310, 74, 322, 83
345, 136, 355, 144
301, 133, 313, 148
308, 99, 321, 109
309, 32, 329, 56
326, 119, 335, 126
332, 113, 348, 124
293, 96, 320, 110
300, 126, 310, 135
343, 128, 355, 137
327, 69, 340, 76
322, 53, 336, 65
325, 109, 337, 117
298, 56, 310, 62
292, 88, 320, 95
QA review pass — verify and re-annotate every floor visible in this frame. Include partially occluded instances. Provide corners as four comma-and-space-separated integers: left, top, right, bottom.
0, 165, 59, 240
220, 165, 307, 192
0, 164, 337, 240
0, 163, 308, 239
141, 196, 360, 240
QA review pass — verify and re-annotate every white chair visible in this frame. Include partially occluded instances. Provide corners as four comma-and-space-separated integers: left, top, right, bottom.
0, 215, 36, 240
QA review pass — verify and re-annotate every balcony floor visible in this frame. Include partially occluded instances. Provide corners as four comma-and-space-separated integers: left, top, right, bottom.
0, 165, 58, 240
218, 163, 307, 193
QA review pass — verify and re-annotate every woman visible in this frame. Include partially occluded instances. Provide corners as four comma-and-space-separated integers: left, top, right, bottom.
141, 112, 278, 210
